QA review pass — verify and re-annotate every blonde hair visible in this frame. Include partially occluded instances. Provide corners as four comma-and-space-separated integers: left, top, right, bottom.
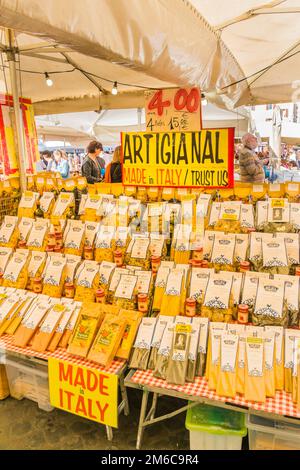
112, 145, 121, 163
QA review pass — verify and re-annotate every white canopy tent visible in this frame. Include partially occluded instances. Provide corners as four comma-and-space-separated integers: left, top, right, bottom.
0, 0, 299, 112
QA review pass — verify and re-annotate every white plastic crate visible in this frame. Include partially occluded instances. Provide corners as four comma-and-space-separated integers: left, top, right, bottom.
247, 413, 300, 450
189, 430, 244, 450
4, 356, 53, 412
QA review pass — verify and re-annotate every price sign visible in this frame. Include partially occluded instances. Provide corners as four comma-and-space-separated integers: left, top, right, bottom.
145, 88, 202, 132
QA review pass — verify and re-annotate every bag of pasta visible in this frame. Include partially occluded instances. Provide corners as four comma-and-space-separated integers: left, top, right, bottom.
210, 233, 236, 272
135, 270, 154, 313
39, 192, 56, 218
106, 267, 129, 304
148, 315, 172, 369
112, 274, 138, 310
160, 269, 184, 317
240, 204, 255, 233
189, 267, 212, 314
249, 232, 273, 272
25, 251, 47, 290
98, 261, 116, 299
94, 225, 115, 262
147, 186, 160, 202
201, 274, 234, 323
233, 234, 249, 269
124, 186, 136, 198
2, 250, 30, 289
63, 220, 85, 256
74, 260, 100, 303
171, 225, 191, 264
17, 191, 39, 218
18, 217, 34, 246
0, 216, 19, 248
213, 202, 242, 233
27, 175, 36, 192
0, 247, 13, 281
42, 256, 67, 298
284, 182, 300, 203
27, 219, 50, 252
166, 323, 192, 386
63, 255, 82, 295
81, 194, 102, 222
149, 233, 167, 261
111, 226, 130, 260
290, 203, 300, 233
127, 237, 151, 270
51, 192, 75, 223
35, 175, 45, 195
260, 237, 289, 276
252, 277, 288, 327
251, 183, 267, 203
129, 317, 157, 370
264, 198, 294, 233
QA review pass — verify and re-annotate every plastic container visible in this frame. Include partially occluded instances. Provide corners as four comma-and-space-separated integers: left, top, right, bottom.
247, 413, 300, 450
185, 403, 247, 450
4, 356, 53, 412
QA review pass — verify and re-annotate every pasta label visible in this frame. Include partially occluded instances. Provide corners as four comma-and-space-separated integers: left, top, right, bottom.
134, 317, 157, 350
246, 337, 263, 377
114, 274, 137, 299
221, 333, 238, 373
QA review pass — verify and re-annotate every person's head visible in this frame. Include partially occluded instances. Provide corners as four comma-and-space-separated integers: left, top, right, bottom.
41, 150, 52, 162
86, 140, 103, 157
112, 145, 122, 164
242, 133, 258, 151
53, 149, 66, 163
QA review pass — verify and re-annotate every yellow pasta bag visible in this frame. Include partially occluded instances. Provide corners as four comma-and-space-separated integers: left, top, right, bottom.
128, 237, 151, 270
233, 182, 252, 202
112, 273, 138, 311
94, 226, 115, 263
160, 269, 184, 317
0, 247, 13, 278
110, 183, 123, 198
244, 337, 266, 403
136, 186, 148, 203
88, 314, 126, 367
51, 192, 75, 222
0, 295, 23, 336
26, 251, 47, 290
42, 256, 67, 298
2, 250, 30, 289
95, 182, 111, 195
263, 331, 276, 398
284, 329, 300, 394
47, 305, 76, 352
251, 183, 267, 202
116, 309, 142, 359
0, 216, 19, 248
58, 304, 82, 349
27, 219, 50, 252
17, 191, 39, 218
205, 323, 227, 382
35, 175, 45, 194
27, 175, 36, 192
124, 186, 136, 198
81, 194, 102, 222
63, 220, 85, 256
39, 192, 56, 218
265, 326, 284, 392
98, 261, 116, 298
106, 267, 129, 305
74, 261, 100, 303
111, 226, 130, 259
201, 274, 234, 323
216, 333, 238, 398
77, 176, 88, 193
14, 302, 50, 348
151, 266, 170, 315
284, 182, 300, 203
267, 183, 284, 199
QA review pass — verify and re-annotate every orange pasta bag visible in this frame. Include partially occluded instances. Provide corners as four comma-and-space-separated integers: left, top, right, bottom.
216, 333, 238, 399
14, 302, 50, 348
263, 331, 276, 398
265, 326, 284, 392
244, 337, 266, 403
58, 304, 81, 349
31, 304, 66, 353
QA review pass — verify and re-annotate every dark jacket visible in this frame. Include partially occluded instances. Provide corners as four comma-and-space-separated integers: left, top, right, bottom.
81, 155, 105, 184
110, 162, 122, 183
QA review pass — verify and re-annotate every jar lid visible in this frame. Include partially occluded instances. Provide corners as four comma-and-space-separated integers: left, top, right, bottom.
194, 247, 203, 252
84, 246, 93, 251
238, 304, 249, 311
201, 260, 209, 267
65, 282, 74, 288
33, 277, 42, 283
191, 259, 202, 267
240, 261, 250, 267
114, 249, 122, 256
138, 293, 148, 300
151, 255, 161, 261
186, 297, 196, 305
96, 288, 105, 296
54, 247, 61, 252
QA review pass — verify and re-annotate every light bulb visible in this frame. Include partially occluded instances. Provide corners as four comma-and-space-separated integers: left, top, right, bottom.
112, 81, 118, 95
45, 73, 53, 87
201, 93, 208, 106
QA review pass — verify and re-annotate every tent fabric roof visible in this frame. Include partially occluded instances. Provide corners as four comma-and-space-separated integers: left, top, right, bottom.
0, 0, 298, 111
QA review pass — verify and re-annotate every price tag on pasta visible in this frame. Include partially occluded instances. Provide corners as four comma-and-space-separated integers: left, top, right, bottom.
271, 198, 284, 208
252, 184, 264, 193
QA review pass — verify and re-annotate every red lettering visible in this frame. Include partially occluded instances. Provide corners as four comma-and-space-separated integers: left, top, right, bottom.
98, 374, 109, 396
148, 90, 170, 116
64, 390, 74, 410
59, 362, 73, 384
73, 367, 85, 389
87, 370, 98, 392
75, 395, 87, 416
95, 401, 109, 422
59, 388, 64, 407
87, 399, 97, 420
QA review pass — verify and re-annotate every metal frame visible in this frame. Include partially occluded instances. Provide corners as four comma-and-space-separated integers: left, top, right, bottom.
0, 345, 129, 442
125, 369, 300, 450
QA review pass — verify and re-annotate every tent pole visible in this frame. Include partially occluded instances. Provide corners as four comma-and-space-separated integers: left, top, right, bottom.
137, 107, 142, 131
5, 29, 27, 191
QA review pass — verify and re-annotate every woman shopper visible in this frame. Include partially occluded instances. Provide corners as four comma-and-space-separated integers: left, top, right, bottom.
105, 145, 122, 183
238, 133, 267, 183
81, 141, 105, 184
52, 150, 70, 179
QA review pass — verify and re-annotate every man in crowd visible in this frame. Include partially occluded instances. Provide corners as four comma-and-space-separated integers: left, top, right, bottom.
238, 133, 267, 183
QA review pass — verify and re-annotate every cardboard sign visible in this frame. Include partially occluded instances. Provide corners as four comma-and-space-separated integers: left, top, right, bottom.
48, 358, 118, 427
122, 129, 234, 188
145, 87, 202, 132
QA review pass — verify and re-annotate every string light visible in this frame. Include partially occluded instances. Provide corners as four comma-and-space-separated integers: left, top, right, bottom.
45, 72, 53, 87
111, 81, 118, 95
201, 93, 208, 106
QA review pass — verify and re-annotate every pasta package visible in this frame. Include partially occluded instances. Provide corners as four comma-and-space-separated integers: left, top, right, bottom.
202, 275, 234, 322
242, 271, 270, 309
111, 226, 130, 258
203, 230, 220, 261
84, 221, 99, 249
274, 274, 299, 326
210, 233, 236, 272
265, 198, 293, 233
27, 219, 50, 252
153, 318, 175, 379
214, 202, 242, 234
5, 294, 37, 335
58, 304, 82, 349
0, 247, 13, 276
186, 317, 201, 382
265, 326, 284, 391
189, 268, 212, 314
244, 336, 266, 403
39, 192, 56, 218
74, 261, 100, 303
0, 216, 19, 248
130, 317, 157, 370
268, 183, 284, 199
205, 322, 227, 382
0, 295, 23, 336
116, 309, 142, 360
82, 194, 102, 222
42, 256, 67, 298
26, 251, 47, 290
87, 314, 126, 366
64, 254, 82, 286
98, 261, 116, 298
160, 269, 184, 317
67, 303, 105, 358
18, 217, 34, 244
251, 183, 267, 202
172, 224, 192, 264
31, 304, 66, 352
64, 220, 85, 256
284, 182, 300, 203
47, 305, 76, 352
128, 237, 151, 269
17, 191, 39, 218
234, 234, 249, 266
94, 226, 115, 262
284, 329, 300, 394
195, 317, 209, 377
240, 204, 255, 231
252, 278, 286, 327
148, 315, 172, 369
150, 234, 167, 259
216, 333, 238, 398
290, 203, 300, 231
2, 251, 30, 289
113, 274, 138, 311
151, 266, 170, 314
166, 323, 192, 385
106, 267, 129, 304
263, 330, 276, 398
14, 302, 50, 348
207, 328, 223, 390
255, 201, 268, 231
276, 233, 300, 273
261, 239, 289, 275
51, 192, 75, 221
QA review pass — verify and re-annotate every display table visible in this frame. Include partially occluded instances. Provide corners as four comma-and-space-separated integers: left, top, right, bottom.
125, 369, 300, 449
0, 334, 129, 441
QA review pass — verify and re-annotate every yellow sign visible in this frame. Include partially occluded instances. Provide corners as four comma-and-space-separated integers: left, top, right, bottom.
271, 199, 285, 208
48, 358, 118, 428
122, 129, 234, 188
222, 213, 238, 221
145, 87, 202, 132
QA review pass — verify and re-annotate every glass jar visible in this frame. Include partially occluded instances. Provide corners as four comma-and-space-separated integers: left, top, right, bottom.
237, 304, 249, 324
185, 298, 196, 317
138, 294, 148, 314
65, 282, 75, 298
114, 249, 123, 267
46, 245, 54, 253
193, 247, 203, 261
96, 288, 105, 303
191, 259, 202, 268
201, 260, 209, 268
33, 277, 43, 294
18, 240, 27, 249
295, 267, 300, 276
240, 261, 250, 273
84, 246, 94, 260
151, 256, 161, 274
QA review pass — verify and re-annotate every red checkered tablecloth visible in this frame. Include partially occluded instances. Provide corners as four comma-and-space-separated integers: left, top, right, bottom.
0, 334, 125, 375
131, 369, 300, 419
